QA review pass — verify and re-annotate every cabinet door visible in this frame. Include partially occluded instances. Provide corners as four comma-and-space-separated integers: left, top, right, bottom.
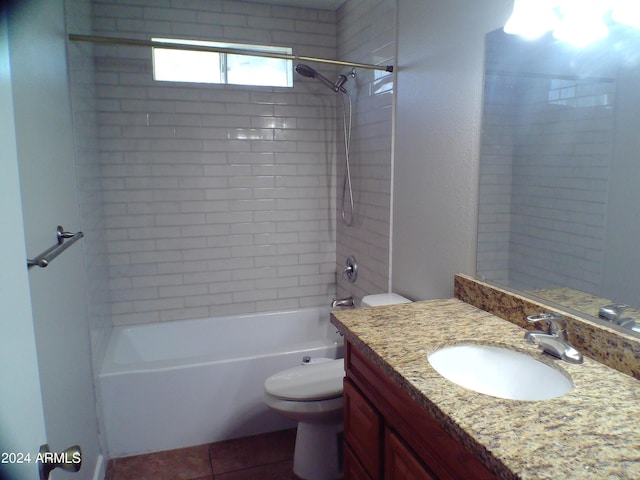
344, 443, 373, 480
344, 378, 382, 479
385, 428, 436, 480
346, 341, 498, 480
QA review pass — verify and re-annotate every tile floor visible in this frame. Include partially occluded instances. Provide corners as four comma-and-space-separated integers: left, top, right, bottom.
105, 429, 300, 480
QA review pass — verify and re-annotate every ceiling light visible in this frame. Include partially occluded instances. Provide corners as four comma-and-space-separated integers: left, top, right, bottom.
504, 0, 560, 39
612, 0, 640, 28
553, 0, 610, 47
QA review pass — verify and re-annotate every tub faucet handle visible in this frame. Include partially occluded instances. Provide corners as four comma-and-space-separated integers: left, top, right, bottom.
342, 256, 358, 283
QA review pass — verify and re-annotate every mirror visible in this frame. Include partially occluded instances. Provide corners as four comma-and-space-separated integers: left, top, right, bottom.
477, 26, 640, 338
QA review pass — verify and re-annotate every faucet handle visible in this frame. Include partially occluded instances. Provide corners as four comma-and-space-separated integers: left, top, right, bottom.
342, 256, 358, 283
526, 312, 567, 340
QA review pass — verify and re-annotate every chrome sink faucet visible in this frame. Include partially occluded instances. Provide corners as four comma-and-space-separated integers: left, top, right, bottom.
599, 303, 628, 322
598, 303, 636, 328
525, 312, 584, 364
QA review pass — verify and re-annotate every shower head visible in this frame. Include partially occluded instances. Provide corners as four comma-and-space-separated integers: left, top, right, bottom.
295, 63, 318, 79
295, 63, 348, 93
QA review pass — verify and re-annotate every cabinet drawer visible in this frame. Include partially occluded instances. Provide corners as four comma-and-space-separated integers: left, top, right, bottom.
385, 428, 436, 480
344, 378, 382, 479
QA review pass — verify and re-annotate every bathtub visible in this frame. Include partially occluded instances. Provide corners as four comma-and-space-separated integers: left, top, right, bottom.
99, 306, 343, 457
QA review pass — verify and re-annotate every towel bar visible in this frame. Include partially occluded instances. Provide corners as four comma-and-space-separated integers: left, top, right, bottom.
27, 226, 84, 269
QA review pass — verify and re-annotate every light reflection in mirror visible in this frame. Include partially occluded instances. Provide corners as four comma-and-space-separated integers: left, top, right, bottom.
477, 27, 640, 338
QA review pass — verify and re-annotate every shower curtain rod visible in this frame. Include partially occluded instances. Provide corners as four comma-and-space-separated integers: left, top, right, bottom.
68, 34, 394, 73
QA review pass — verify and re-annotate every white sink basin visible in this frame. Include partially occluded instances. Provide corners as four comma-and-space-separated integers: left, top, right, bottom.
428, 344, 572, 401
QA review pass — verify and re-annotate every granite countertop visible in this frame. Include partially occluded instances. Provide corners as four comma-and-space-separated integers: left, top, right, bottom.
331, 298, 640, 480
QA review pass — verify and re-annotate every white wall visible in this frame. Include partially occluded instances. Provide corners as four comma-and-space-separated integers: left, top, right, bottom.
7, 0, 101, 477
392, 0, 513, 300
476, 70, 515, 285
0, 12, 48, 480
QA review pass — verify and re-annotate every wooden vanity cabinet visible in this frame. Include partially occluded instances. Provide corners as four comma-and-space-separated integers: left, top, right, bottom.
343, 341, 498, 480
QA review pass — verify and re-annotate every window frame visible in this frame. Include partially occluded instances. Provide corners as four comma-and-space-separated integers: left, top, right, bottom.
151, 37, 293, 88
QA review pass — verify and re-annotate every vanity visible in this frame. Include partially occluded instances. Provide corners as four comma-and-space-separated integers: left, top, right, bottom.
342, 336, 497, 480
331, 287, 640, 479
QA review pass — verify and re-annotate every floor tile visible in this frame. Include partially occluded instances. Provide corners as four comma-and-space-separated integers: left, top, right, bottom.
109, 443, 212, 480
215, 459, 295, 480
209, 429, 296, 475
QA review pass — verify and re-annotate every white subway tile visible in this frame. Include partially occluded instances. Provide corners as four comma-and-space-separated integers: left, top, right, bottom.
255, 276, 298, 289
134, 297, 185, 313
160, 307, 211, 321
233, 288, 278, 303
89, 0, 398, 325
185, 293, 233, 308
182, 247, 232, 261
183, 270, 234, 284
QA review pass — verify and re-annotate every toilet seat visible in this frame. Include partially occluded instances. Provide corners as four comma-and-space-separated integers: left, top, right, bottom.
264, 359, 344, 401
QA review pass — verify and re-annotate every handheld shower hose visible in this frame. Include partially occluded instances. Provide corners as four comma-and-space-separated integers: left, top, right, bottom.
295, 64, 355, 226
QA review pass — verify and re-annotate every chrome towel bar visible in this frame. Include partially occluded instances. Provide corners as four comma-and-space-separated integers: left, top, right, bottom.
27, 226, 84, 269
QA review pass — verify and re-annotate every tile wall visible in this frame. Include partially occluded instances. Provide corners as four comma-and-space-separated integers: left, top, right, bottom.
508, 75, 613, 292
66, 0, 111, 372
65, 0, 396, 330
335, 0, 395, 304
90, 0, 341, 325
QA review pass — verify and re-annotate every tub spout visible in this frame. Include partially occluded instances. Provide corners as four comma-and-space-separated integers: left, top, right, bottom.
331, 296, 354, 309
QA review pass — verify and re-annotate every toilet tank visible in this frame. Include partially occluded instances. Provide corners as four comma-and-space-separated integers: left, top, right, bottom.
361, 293, 412, 307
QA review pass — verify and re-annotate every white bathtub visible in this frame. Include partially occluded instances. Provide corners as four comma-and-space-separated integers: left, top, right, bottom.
99, 306, 343, 457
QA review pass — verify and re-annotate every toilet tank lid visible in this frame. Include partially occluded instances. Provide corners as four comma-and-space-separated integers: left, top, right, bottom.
361, 293, 412, 307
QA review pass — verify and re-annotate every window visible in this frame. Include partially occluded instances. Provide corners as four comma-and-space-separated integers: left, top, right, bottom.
152, 38, 293, 87
547, 78, 612, 108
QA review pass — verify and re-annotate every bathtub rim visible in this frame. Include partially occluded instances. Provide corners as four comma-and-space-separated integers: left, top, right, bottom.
100, 305, 340, 377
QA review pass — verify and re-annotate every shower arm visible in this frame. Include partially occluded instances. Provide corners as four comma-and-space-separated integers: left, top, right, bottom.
313, 70, 346, 93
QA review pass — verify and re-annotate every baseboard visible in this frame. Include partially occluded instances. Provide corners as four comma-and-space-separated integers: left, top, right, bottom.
92, 454, 106, 480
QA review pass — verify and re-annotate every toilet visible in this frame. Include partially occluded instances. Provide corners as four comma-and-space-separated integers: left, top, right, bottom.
263, 293, 412, 480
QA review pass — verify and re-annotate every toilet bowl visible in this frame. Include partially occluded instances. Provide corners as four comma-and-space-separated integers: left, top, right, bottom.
263, 292, 411, 480
265, 359, 345, 480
